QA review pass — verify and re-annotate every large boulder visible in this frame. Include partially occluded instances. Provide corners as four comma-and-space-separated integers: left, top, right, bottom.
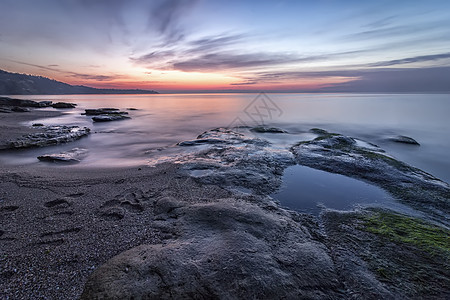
82, 200, 340, 299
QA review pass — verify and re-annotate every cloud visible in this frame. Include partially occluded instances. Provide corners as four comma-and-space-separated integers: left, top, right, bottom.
318, 67, 450, 92
172, 52, 305, 72
368, 53, 450, 67
147, 0, 199, 43
363, 16, 396, 29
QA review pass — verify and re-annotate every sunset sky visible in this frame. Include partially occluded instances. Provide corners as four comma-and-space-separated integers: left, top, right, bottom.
1, 0, 450, 92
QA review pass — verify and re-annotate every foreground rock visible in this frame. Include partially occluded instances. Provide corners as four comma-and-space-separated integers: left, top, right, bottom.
291, 129, 449, 224
0, 125, 90, 149
322, 208, 449, 299
82, 199, 342, 299
37, 148, 88, 163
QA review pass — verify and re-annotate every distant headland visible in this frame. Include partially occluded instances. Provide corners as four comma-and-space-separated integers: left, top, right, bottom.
0, 69, 158, 95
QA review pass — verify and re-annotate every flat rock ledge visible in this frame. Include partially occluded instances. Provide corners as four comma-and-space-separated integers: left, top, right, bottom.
82, 108, 130, 122
0, 125, 90, 149
0, 97, 75, 109
37, 148, 88, 163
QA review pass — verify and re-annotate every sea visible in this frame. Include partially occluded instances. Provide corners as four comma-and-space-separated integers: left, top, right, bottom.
2, 93, 449, 215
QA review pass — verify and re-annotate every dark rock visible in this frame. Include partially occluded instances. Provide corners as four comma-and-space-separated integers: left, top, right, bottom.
389, 135, 420, 145
92, 115, 130, 122
51, 102, 77, 109
0, 107, 12, 113
0, 97, 42, 107
0, 125, 91, 149
11, 107, 30, 112
250, 126, 287, 133
32, 123, 44, 127
127, 108, 138, 111
309, 128, 329, 135
38, 148, 88, 163
83, 108, 126, 116
38, 101, 52, 107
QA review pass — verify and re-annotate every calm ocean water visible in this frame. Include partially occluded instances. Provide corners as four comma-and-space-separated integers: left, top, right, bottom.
2, 93, 450, 184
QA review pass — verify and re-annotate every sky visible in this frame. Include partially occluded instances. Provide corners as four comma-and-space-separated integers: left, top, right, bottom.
1, 0, 450, 93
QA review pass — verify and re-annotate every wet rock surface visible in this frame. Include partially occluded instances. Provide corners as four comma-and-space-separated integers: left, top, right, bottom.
83, 108, 130, 122
322, 209, 449, 299
250, 126, 287, 133
291, 129, 449, 224
83, 108, 128, 115
51, 102, 77, 109
0, 96, 48, 107
0, 125, 90, 149
92, 114, 130, 122
38, 148, 88, 163
175, 128, 294, 194
388, 135, 420, 145
0, 96, 74, 109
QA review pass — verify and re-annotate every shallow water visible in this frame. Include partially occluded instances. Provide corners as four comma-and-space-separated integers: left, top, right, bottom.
270, 165, 420, 216
1, 93, 449, 183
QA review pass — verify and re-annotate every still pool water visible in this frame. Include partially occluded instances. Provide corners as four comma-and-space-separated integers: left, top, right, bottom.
270, 165, 419, 216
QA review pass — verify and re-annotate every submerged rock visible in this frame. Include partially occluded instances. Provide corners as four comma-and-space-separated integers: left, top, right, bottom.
11, 107, 30, 112
83, 108, 127, 116
250, 126, 287, 133
38, 148, 88, 163
389, 135, 420, 145
0, 107, 13, 113
92, 115, 130, 122
0, 125, 90, 149
51, 102, 77, 109
291, 130, 449, 224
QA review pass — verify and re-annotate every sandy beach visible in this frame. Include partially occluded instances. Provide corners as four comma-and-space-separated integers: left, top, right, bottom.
1, 106, 448, 299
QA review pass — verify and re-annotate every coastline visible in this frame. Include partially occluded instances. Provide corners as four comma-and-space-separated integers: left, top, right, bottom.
1, 105, 449, 299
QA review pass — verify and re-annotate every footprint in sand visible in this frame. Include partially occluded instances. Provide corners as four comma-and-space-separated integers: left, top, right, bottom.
99, 189, 159, 221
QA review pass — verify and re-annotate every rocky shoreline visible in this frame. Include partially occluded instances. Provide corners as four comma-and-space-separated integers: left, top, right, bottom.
0, 101, 448, 299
